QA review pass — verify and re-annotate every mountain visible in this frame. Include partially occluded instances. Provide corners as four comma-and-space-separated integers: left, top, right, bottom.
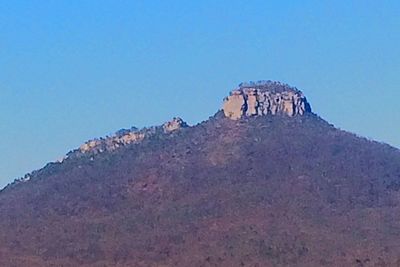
1, 81, 400, 267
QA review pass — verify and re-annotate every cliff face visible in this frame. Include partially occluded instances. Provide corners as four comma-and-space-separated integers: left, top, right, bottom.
222, 81, 311, 120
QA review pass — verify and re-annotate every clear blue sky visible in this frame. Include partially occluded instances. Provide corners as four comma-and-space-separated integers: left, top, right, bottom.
1, 1, 399, 188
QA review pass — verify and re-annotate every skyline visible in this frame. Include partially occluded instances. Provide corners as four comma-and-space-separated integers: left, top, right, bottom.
1, 0, 399, 187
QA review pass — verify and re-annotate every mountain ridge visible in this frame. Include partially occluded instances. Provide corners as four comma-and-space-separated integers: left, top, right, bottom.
1, 82, 400, 266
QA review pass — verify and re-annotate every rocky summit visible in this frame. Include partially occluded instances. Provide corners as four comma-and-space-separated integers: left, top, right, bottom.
1, 81, 400, 267
223, 81, 311, 120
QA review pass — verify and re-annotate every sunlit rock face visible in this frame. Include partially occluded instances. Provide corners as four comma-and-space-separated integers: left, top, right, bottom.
223, 81, 312, 120
76, 117, 188, 155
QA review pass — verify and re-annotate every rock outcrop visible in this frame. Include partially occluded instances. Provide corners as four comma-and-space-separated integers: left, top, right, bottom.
163, 117, 188, 133
77, 131, 147, 155
223, 81, 311, 120
75, 118, 188, 156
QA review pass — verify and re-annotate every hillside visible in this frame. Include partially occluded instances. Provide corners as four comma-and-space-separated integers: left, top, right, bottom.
1, 82, 400, 266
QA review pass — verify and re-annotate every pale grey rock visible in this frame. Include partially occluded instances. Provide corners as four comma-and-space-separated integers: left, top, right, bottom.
222, 81, 311, 120
163, 117, 188, 133
76, 118, 188, 155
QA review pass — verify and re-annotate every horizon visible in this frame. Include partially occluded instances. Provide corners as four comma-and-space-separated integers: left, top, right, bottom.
1, 1, 400, 187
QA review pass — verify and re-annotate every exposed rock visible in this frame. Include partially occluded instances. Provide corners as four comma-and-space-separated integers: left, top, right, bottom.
223, 81, 311, 120
115, 132, 146, 145
79, 140, 103, 153
75, 118, 188, 156
222, 90, 246, 120
163, 117, 188, 133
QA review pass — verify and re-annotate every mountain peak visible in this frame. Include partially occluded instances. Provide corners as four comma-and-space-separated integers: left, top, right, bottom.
222, 81, 312, 120
2, 80, 400, 266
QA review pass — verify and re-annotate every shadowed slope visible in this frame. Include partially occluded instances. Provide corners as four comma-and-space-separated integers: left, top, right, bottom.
1, 112, 400, 266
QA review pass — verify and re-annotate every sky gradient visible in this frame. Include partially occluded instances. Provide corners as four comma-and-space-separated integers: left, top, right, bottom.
1, 0, 399, 188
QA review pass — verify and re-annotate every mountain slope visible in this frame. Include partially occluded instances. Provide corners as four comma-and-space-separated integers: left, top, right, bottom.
1, 83, 400, 266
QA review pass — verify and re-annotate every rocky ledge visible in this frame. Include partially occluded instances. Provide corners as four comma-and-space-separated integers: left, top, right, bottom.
222, 81, 312, 120
75, 117, 188, 156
